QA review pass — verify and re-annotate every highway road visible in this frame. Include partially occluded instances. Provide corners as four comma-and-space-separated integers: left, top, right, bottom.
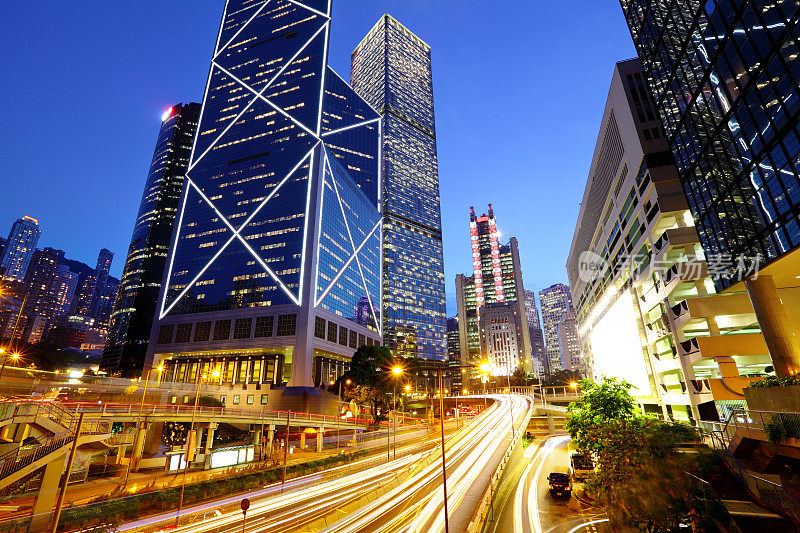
496, 435, 610, 533
118, 394, 529, 533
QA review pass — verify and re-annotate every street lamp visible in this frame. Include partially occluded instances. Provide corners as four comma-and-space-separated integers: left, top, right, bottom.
390, 366, 403, 459
176, 367, 220, 526
479, 362, 491, 410
0, 351, 20, 380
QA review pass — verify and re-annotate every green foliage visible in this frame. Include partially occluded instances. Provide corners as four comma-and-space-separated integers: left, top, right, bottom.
564, 378, 727, 532
565, 377, 637, 455
336, 345, 401, 424
765, 413, 800, 442
747, 375, 800, 388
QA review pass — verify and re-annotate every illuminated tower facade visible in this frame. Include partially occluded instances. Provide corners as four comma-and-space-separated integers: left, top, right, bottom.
101, 102, 200, 376
351, 15, 447, 360
146, 0, 382, 390
0, 216, 41, 282
456, 206, 530, 373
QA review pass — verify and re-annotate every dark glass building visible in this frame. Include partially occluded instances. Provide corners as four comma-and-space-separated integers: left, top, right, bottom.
146, 0, 381, 390
619, 0, 800, 375
100, 102, 200, 376
351, 15, 447, 361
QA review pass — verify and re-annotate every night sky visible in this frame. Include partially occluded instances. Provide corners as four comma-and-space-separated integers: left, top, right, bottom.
0, 1, 635, 315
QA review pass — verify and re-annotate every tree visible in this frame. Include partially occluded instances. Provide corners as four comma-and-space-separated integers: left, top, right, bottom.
335, 345, 399, 424
565, 377, 637, 454
566, 378, 720, 532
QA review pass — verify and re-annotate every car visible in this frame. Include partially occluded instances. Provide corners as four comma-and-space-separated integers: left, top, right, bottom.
569, 452, 594, 481
547, 465, 572, 497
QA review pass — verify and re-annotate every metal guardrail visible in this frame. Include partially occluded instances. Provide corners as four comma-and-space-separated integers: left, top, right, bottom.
62, 401, 378, 427
699, 408, 800, 525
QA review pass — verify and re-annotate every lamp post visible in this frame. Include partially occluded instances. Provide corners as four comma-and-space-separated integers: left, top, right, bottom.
479, 362, 491, 411
403, 384, 410, 429
391, 366, 402, 459
0, 350, 20, 380
124, 364, 163, 487
436, 366, 450, 533
176, 367, 219, 526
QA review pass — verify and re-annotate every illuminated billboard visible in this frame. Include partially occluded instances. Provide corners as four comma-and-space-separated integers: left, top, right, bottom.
588, 289, 651, 396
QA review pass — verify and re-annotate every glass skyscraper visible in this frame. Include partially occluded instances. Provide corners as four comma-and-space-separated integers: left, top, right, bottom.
146, 0, 382, 390
101, 102, 200, 377
619, 0, 800, 376
351, 15, 447, 361
539, 283, 574, 375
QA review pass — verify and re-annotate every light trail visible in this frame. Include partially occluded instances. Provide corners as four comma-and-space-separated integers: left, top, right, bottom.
321, 395, 531, 533
511, 435, 569, 533
565, 518, 611, 532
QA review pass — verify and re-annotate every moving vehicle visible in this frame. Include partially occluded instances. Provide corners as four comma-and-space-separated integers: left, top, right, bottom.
569, 452, 594, 481
547, 465, 572, 497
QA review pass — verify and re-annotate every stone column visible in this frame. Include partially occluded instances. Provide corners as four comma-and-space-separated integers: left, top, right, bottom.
299, 432, 306, 450
143, 422, 164, 456
316, 428, 324, 453
131, 423, 148, 472
746, 275, 800, 376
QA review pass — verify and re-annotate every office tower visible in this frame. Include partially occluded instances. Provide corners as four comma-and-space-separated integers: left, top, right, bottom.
19, 247, 64, 342
51, 264, 79, 316
351, 14, 447, 361
478, 302, 526, 377
456, 206, 530, 373
0, 216, 41, 282
567, 59, 769, 422
101, 102, 201, 376
555, 311, 582, 372
446, 316, 462, 392
146, 0, 382, 392
539, 283, 573, 375
524, 290, 546, 372
619, 1, 800, 376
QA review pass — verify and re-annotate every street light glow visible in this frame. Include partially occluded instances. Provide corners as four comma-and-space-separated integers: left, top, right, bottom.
479, 362, 491, 373
392, 366, 403, 375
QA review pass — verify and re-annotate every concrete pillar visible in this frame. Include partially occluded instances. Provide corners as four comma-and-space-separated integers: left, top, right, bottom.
115, 444, 128, 465
130, 423, 148, 472
12, 423, 29, 443
205, 423, 217, 453
746, 275, 800, 376
299, 432, 306, 450
717, 356, 741, 379
267, 425, 275, 457
547, 414, 555, 434
316, 428, 324, 453
30, 453, 67, 531
143, 422, 164, 456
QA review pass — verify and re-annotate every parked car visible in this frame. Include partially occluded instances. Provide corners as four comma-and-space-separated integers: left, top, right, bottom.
547, 465, 572, 497
569, 452, 594, 481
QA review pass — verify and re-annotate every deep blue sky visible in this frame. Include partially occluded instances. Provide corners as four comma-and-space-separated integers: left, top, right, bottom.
0, 1, 635, 316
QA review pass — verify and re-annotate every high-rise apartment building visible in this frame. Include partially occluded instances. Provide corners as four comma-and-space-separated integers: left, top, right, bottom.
456, 206, 530, 375
524, 290, 546, 374
567, 59, 770, 422
19, 247, 64, 342
619, 1, 800, 377
72, 249, 114, 319
51, 265, 79, 317
539, 283, 574, 375
146, 0, 382, 391
351, 15, 447, 361
556, 311, 582, 372
101, 102, 201, 376
0, 216, 41, 282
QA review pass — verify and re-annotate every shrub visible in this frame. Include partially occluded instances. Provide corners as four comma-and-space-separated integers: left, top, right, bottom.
765, 413, 800, 442
747, 375, 800, 389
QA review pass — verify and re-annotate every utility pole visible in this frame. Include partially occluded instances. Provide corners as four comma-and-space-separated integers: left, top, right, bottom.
437, 367, 450, 533
50, 412, 84, 533
281, 409, 290, 492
